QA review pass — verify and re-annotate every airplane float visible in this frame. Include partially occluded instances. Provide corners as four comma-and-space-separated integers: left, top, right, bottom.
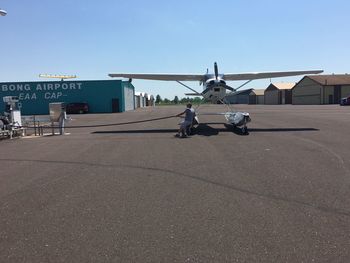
109, 63, 323, 134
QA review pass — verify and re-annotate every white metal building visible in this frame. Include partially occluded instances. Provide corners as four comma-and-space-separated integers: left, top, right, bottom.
135, 92, 147, 108
134, 92, 155, 108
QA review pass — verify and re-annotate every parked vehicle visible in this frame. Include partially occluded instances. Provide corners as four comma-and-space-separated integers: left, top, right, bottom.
66, 102, 89, 114
340, 96, 350, 106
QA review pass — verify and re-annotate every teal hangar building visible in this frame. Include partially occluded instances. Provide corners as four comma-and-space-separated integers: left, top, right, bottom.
0, 80, 135, 115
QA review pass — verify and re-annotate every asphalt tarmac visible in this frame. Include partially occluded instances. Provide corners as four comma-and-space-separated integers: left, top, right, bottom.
1, 104, 350, 262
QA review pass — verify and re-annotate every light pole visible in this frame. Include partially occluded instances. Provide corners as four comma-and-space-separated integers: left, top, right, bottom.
0, 9, 7, 16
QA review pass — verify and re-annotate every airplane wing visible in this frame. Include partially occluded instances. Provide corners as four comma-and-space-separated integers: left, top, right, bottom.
223, 70, 323, 81
108, 73, 204, 81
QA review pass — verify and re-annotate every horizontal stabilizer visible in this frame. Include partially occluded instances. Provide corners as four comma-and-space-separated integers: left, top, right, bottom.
185, 93, 203, 96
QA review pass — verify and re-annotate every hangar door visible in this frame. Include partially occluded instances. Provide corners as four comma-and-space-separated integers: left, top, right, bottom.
112, 99, 120, 113
249, 95, 256, 104
293, 95, 320, 105
334, 85, 341, 104
265, 90, 279, 104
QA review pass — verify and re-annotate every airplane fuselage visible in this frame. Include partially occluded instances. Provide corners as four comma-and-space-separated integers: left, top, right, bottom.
202, 75, 228, 103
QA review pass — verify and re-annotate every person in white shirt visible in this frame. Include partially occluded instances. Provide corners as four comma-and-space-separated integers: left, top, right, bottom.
175, 103, 195, 138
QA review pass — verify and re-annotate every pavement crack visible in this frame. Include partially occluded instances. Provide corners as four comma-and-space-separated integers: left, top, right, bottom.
0, 158, 350, 218
292, 136, 350, 209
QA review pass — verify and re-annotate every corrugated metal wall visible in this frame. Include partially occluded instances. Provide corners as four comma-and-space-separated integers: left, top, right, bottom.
122, 83, 135, 111
324, 87, 335, 104
280, 90, 292, 104
342, 86, 350, 98
293, 78, 322, 105
249, 95, 256, 104
249, 91, 265, 104
0, 80, 134, 115
225, 93, 250, 104
264, 90, 279, 104
291, 78, 350, 104
257, 95, 264, 104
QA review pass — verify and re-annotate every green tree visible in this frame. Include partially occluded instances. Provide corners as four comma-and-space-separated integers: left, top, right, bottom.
193, 97, 202, 104
173, 96, 179, 104
163, 98, 170, 103
155, 94, 162, 104
180, 97, 186, 104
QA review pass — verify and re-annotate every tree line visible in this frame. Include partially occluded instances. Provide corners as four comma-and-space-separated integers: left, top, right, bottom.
155, 95, 204, 105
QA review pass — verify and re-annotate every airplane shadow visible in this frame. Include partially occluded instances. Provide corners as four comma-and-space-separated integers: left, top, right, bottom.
223, 124, 319, 135
92, 124, 219, 137
93, 129, 178, 134
92, 123, 319, 136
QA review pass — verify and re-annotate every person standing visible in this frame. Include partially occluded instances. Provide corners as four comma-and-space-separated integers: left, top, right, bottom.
175, 103, 195, 138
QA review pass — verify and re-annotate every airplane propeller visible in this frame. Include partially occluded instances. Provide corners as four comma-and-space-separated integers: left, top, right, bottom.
214, 62, 219, 80
221, 84, 235, 91
212, 62, 235, 91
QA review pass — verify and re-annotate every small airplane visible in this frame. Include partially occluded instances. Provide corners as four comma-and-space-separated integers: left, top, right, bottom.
0, 9, 7, 16
109, 63, 323, 134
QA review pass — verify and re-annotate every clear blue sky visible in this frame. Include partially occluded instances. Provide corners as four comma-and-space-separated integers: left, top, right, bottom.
1, 0, 349, 99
